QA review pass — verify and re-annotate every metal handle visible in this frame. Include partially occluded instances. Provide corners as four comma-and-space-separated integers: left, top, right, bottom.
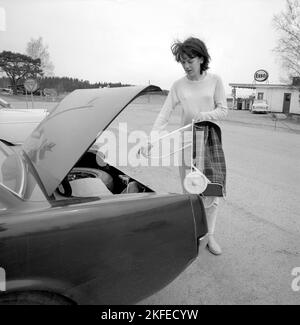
138, 122, 193, 159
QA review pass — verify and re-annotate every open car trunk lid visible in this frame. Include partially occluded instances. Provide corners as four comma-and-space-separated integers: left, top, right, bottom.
22, 85, 161, 197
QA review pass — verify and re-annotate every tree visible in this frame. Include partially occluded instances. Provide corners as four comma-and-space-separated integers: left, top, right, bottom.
273, 0, 300, 81
26, 37, 54, 76
0, 51, 43, 94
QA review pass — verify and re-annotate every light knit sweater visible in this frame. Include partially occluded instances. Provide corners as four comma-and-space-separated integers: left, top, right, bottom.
152, 72, 228, 134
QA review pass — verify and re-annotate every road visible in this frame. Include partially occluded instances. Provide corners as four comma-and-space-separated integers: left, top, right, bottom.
134, 103, 300, 305
3, 93, 300, 304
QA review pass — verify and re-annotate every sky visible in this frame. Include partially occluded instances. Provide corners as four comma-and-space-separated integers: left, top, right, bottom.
0, 0, 288, 95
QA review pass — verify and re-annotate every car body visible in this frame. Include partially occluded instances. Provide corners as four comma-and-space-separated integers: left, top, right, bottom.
0, 88, 13, 96
0, 97, 11, 108
0, 107, 48, 145
250, 99, 269, 113
0, 85, 208, 305
6, 85, 45, 96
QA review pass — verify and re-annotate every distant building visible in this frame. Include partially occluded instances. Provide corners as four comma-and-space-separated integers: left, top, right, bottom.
226, 96, 234, 109
229, 77, 300, 115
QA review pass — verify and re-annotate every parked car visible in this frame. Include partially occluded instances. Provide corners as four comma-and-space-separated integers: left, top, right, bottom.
0, 88, 13, 96
0, 97, 11, 108
6, 85, 45, 96
0, 85, 208, 305
30, 88, 45, 96
0, 107, 48, 145
250, 99, 269, 113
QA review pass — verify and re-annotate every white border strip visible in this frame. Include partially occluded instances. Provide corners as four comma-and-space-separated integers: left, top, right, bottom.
0, 7, 6, 32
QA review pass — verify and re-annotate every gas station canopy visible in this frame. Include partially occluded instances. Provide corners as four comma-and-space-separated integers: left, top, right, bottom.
229, 83, 257, 89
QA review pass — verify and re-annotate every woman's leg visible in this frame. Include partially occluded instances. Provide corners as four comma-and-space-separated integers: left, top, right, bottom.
179, 141, 191, 193
179, 142, 222, 254
203, 197, 219, 235
203, 197, 222, 255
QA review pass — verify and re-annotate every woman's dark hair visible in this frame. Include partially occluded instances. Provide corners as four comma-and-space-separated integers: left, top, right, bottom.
171, 37, 210, 73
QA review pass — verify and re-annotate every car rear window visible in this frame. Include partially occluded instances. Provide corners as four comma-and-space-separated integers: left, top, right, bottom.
0, 142, 24, 196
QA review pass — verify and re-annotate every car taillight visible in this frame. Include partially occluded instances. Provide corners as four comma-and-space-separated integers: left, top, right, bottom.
189, 195, 208, 239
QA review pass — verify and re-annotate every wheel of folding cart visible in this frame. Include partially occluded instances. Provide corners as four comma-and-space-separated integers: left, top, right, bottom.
183, 119, 224, 197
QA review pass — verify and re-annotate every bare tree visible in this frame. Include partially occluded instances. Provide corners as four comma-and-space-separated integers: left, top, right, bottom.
273, 0, 300, 81
26, 37, 54, 76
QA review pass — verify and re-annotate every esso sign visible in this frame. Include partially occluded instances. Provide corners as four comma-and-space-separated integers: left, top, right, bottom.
254, 70, 269, 82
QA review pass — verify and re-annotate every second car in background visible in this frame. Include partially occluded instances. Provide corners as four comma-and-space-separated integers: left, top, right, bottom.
250, 99, 269, 114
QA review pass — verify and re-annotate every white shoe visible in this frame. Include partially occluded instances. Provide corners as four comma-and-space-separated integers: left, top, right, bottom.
207, 235, 222, 255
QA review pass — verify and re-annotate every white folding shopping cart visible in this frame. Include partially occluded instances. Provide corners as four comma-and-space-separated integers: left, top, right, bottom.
138, 119, 224, 197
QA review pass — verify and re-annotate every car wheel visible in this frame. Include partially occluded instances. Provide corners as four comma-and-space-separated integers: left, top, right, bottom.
56, 167, 114, 197
0, 291, 76, 305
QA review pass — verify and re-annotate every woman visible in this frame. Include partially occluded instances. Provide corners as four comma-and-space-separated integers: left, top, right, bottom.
144, 37, 228, 255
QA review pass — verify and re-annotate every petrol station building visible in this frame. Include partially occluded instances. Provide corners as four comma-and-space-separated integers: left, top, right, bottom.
229, 70, 300, 115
